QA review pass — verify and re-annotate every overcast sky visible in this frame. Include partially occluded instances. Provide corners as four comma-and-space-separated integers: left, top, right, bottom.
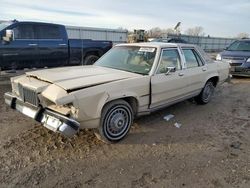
0, 0, 249, 37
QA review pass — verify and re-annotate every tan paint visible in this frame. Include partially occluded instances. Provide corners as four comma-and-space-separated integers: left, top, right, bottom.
71, 76, 150, 128
8, 43, 230, 129
26, 66, 141, 91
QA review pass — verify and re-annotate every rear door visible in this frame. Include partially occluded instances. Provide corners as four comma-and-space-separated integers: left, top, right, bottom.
2, 23, 38, 69
36, 24, 68, 67
181, 48, 209, 94
150, 48, 189, 108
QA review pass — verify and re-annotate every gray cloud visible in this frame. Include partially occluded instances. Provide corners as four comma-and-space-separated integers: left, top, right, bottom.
0, 0, 249, 37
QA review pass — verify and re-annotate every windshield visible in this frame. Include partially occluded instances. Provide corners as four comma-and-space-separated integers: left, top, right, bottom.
227, 41, 250, 51
0, 22, 11, 31
95, 46, 156, 75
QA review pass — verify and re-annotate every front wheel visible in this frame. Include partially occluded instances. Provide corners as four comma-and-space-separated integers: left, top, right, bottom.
195, 81, 215, 104
95, 100, 134, 143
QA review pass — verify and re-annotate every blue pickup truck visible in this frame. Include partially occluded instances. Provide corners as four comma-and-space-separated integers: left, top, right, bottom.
0, 20, 113, 70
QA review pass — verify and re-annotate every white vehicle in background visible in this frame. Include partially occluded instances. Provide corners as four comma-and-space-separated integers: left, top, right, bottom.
4, 43, 230, 143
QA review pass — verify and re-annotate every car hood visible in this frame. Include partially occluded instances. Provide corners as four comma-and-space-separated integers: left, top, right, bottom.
25, 66, 141, 91
221, 50, 250, 58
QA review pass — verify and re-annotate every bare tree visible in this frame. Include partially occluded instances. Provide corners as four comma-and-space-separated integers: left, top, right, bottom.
185, 26, 205, 36
237, 33, 249, 39
147, 27, 176, 38
163, 28, 175, 35
147, 27, 163, 38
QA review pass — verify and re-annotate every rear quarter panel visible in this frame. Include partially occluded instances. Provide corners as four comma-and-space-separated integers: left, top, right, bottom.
213, 61, 230, 84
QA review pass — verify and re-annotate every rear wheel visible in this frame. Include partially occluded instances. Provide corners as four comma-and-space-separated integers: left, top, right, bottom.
84, 55, 99, 65
11, 61, 18, 70
95, 100, 134, 143
195, 81, 215, 104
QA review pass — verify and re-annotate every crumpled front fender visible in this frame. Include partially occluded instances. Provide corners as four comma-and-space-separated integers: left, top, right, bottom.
41, 84, 75, 105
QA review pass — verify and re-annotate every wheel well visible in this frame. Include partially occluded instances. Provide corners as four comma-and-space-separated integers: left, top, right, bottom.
123, 97, 138, 115
103, 97, 138, 115
207, 76, 219, 87
84, 51, 100, 58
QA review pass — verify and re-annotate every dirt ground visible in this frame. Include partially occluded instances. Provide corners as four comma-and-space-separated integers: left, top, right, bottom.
0, 76, 250, 188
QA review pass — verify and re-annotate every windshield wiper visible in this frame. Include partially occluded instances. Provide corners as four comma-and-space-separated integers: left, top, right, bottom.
229, 50, 250, 52
101, 65, 148, 75
129, 70, 148, 75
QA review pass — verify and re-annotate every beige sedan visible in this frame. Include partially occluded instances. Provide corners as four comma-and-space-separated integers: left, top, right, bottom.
4, 43, 230, 143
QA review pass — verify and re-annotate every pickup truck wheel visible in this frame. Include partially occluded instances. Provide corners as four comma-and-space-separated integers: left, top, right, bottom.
84, 55, 99, 65
95, 100, 134, 143
11, 62, 18, 70
195, 81, 215, 105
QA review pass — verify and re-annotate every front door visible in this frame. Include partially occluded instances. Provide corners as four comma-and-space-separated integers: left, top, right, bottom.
2, 23, 39, 69
150, 48, 189, 109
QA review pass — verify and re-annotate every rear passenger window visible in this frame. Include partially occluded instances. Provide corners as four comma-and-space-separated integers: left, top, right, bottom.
183, 49, 201, 68
13, 24, 35, 39
36, 25, 61, 39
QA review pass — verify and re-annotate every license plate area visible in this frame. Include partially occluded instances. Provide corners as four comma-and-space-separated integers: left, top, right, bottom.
42, 114, 62, 132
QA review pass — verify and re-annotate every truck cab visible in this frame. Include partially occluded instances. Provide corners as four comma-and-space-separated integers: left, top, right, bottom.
0, 21, 69, 69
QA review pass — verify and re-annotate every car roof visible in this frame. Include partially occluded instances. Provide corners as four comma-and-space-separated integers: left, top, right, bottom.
116, 42, 197, 49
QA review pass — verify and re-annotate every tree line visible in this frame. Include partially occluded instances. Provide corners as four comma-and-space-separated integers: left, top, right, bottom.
141, 26, 249, 39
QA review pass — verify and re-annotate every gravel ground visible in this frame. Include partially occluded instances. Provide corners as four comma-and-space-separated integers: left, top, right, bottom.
0, 76, 250, 188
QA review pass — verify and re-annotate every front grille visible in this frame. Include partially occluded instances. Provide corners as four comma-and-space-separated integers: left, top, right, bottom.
18, 84, 39, 106
230, 63, 243, 66
223, 56, 246, 61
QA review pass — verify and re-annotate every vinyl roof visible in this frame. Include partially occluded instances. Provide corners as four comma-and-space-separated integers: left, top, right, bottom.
116, 42, 197, 48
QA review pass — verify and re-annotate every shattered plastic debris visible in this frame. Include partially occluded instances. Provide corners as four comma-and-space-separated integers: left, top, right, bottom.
163, 114, 182, 128
164, 114, 175, 121
174, 122, 182, 128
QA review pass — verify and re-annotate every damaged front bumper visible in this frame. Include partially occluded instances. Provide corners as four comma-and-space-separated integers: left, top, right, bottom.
4, 92, 80, 137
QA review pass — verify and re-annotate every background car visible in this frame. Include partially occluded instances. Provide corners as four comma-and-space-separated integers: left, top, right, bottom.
216, 39, 250, 77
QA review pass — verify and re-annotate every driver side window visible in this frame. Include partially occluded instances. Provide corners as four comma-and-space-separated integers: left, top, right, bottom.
157, 49, 181, 74
13, 24, 35, 39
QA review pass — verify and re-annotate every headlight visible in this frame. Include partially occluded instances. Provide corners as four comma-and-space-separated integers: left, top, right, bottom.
247, 58, 250, 63
216, 54, 222, 61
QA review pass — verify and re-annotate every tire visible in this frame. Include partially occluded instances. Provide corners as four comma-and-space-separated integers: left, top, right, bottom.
84, 55, 99, 65
11, 61, 18, 70
195, 81, 215, 105
95, 100, 134, 143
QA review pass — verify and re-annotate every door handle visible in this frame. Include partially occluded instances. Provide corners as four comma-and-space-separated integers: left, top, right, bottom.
28, 43, 37, 46
178, 72, 184, 76
59, 43, 67, 46
202, 67, 207, 71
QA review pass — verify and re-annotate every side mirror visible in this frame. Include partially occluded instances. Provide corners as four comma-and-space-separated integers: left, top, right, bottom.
165, 66, 176, 75
2, 29, 14, 43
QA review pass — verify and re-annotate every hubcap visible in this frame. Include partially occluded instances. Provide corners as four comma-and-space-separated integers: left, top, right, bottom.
104, 105, 132, 140
111, 113, 125, 129
203, 83, 214, 102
